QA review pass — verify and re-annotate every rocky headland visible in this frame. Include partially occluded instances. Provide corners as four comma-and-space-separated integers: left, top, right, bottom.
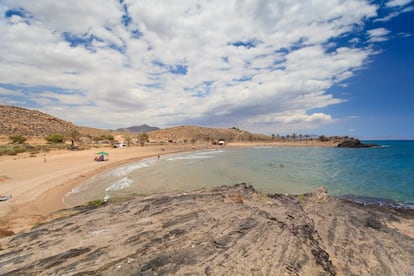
337, 138, 379, 148
0, 184, 413, 275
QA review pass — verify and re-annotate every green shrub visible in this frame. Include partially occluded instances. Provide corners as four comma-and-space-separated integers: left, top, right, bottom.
87, 199, 106, 207
9, 135, 27, 144
45, 133, 65, 144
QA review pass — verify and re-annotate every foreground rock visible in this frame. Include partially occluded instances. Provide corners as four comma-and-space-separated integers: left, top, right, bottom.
0, 184, 413, 275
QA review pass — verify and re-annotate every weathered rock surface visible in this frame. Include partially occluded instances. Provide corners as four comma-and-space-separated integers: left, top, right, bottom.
0, 184, 413, 275
337, 138, 379, 148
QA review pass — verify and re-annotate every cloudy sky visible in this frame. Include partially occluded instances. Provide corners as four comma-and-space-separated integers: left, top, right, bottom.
1, 0, 413, 138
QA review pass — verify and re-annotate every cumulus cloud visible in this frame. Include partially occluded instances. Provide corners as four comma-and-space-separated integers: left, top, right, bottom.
0, 0, 403, 133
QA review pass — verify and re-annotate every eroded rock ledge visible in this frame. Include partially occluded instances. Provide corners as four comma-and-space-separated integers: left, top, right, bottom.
0, 184, 413, 275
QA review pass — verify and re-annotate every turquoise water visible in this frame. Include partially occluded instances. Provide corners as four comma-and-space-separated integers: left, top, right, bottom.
64, 141, 414, 207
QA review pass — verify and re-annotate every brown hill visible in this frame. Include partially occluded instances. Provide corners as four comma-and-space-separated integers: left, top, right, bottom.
148, 126, 270, 143
0, 105, 77, 137
0, 105, 270, 144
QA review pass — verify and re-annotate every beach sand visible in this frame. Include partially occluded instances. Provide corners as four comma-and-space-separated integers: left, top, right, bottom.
0, 144, 195, 235
0, 140, 343, 236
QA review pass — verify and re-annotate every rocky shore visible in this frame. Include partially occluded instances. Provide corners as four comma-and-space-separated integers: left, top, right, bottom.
0, 184, 413, 275
337, 138, 379, 148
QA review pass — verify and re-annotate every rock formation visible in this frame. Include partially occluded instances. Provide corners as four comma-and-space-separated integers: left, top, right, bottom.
337, 138, 379, 148
0, 184, 413, 275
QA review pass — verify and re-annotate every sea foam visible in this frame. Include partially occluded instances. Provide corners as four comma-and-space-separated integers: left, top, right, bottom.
106, 177, 133, 192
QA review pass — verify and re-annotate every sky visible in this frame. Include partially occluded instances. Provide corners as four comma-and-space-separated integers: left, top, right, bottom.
0, 0, 413, 139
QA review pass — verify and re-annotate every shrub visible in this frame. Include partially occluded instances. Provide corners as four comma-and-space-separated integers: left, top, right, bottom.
45, 133, 65, 144
87, 199, 106, 207
9, 135, 27, 144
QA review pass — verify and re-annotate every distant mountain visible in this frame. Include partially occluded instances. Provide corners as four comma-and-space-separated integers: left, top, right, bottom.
116, 124, 160, 133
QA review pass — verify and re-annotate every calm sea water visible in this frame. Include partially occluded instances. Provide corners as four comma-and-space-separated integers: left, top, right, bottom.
64, 141, 414, 207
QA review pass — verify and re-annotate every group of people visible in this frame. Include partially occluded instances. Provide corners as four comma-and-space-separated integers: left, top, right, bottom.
94, 154, 107, 162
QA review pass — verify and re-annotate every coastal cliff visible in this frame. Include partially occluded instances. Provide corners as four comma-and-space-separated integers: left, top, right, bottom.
0, 184, 413, 275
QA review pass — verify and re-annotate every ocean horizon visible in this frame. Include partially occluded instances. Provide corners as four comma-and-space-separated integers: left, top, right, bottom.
64, 140, 414, 208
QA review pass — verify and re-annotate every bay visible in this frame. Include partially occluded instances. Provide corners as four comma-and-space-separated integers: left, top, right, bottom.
64, 141, 414, 207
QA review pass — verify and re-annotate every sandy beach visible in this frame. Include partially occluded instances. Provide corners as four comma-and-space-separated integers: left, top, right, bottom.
0, 140, 334, 236
0, 144, 197, 235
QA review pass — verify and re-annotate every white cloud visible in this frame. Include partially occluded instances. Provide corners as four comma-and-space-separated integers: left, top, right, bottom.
367, 28, 390, 42
386, 0, 413, 8
0, 0, 398, 133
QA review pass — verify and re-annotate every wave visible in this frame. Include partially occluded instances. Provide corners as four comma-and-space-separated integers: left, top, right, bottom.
165, 149, 224, 161
105, 177, 133, 192
108, 159, 157, 178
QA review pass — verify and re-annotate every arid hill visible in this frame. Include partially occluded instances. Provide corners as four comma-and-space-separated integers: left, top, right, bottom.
148, 126, 270, 143
0, 105, 77, 137
0, 105, 270, 144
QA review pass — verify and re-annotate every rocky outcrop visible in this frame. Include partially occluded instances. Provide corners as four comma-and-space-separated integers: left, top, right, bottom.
0, 184, 413, 275
337, 138, 379, 148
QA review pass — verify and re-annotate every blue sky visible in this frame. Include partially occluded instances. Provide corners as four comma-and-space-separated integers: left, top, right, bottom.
0, 0, 413, 139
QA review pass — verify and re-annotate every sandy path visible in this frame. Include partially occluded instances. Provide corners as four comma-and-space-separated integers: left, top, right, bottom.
0, 144, 194, 234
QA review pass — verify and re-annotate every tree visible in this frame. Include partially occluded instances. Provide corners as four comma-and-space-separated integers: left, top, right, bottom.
272, 134, 275, 141
137, 133, 149, 147
299, 134, 303, 143
67, 129, 82, 150
292, 133, 297, 142
319, 135, 329, 142
125, 136, 132, 146
9, 134, 27, 144
106, 135, 115, 146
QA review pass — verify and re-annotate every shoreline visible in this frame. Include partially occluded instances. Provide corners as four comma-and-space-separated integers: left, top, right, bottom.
0, 144, 197, 235
0, 141, 336, 236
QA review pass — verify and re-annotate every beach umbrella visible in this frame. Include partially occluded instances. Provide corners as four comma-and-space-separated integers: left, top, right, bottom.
96, 151, 109, 155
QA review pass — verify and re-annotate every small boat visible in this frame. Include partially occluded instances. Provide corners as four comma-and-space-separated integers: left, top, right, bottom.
0, 195, 12, 201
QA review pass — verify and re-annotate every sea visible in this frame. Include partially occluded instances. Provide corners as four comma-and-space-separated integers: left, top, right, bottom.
64, 140, 414, 208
